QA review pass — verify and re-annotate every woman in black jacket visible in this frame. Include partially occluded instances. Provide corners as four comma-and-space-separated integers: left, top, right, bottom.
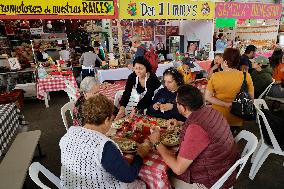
115, 57, 161, 119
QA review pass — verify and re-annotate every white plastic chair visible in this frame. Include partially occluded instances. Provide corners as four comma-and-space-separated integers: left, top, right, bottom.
114, 90, 124, 108
265, 96, 284, 104
29, 162, 61, 189
249, 99, 284, 180
210, 130, 258, 189
257, 81, 274, 99
64, 80, 78, 102
61, 101, 75, 130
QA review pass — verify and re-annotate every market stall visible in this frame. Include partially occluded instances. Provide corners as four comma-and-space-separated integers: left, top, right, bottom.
215, 2, 282, 55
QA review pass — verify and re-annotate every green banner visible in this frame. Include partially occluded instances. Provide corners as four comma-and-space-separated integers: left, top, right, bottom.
215, 18, 236, 28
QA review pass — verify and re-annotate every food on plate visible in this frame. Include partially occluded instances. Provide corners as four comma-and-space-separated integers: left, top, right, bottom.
114, 138, 137, 153
156, 118, 167, 128
111, 119, 125, 129
161, 130, 180, 147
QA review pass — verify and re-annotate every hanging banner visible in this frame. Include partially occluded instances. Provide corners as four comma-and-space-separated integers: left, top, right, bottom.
215, 2, 282, 19
119, 0, 215, 19
0, 0, 118, 19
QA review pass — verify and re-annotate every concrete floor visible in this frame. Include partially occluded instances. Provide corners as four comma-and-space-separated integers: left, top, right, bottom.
23, 91, 284, 189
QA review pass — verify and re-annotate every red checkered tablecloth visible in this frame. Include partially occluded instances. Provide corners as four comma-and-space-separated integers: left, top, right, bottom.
139, 152, 170, 189
99, 81, 126, 101
37, 75, 79, 100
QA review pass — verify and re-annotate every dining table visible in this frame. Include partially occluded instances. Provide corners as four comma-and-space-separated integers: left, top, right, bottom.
109, 115, 181, 189
0, 103, 20, 156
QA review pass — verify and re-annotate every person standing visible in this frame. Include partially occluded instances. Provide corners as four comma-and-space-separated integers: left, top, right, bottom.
215, 33, 227, 52
205, 48, 254, 133
239, 45, 257, 74
131, 35, 147, 58
79, 46, 104, 80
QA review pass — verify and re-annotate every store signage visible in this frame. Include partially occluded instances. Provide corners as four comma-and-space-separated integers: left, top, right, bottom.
119, 0, 215, 19
216, 2, 282, 19
0, 0, 117, 19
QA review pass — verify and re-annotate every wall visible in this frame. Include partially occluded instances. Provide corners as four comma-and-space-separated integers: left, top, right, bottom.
178, 20, 214, 50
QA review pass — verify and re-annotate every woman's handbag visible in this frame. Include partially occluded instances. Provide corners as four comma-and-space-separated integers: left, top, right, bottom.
230, 72, 255, 121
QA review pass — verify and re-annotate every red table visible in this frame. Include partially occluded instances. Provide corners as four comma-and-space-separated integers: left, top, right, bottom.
37, 75, 79, 108
197, 60, 212, 72
113, 115, 171, 189
99, 80, 126, 102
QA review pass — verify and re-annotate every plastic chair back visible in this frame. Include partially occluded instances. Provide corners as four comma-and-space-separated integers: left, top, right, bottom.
258, 81, 274, 99
210, 130, 258, 189
29, 162, 61, 189
61, 101, 75, 130
254, 99, 282, 152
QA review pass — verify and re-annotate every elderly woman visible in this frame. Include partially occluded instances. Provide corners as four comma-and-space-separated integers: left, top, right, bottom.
60, 95, 149, 188
147, 68, 185, 121
205, 48, 254, 133
73, 76, 100, 126
116, 56, 161, 119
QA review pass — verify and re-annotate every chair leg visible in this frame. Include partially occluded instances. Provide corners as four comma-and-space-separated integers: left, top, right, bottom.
249, 143, 268, 180
251, 139, 262, 163
44, 93, 49, 108
249, 147, 270, 180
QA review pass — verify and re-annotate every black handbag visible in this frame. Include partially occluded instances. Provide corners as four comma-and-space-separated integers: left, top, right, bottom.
230, 72, 255, 121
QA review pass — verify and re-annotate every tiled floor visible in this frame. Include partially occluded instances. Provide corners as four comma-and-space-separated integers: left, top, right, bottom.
23, 92, 284, 189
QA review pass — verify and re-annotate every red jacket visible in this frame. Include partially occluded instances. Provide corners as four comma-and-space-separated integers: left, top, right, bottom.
178, 106, 239, 189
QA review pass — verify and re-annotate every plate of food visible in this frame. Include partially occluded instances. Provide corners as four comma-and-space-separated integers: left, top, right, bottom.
114, 138, 138, 153
156, 118, 167, 128
111, 119, 125, 129
161, 130, 180, 147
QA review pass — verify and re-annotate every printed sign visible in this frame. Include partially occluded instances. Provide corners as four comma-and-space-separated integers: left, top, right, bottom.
0, 0, 117, 19
216, 2, 282, 19
119, 0, 215, 19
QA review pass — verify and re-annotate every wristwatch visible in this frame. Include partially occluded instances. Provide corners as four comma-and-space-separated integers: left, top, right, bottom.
154, 141, 161, 150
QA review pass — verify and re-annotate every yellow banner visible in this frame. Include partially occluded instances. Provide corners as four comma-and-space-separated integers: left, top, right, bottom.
119, 0, 215, 19
0, 0, 115, 17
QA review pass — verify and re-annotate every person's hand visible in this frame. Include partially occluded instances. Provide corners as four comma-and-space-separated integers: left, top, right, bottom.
280, 67, 284, 72
128, 108, 137, 119
160, 103, 174, 112
137, 142, 151, 158
115, 106, 125, 120
211, 64, 219, 70
153, 102, 161, 111
148, 127, 161, 144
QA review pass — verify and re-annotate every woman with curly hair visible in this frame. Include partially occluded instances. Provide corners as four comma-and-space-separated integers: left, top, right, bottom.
60, 95, 150, 188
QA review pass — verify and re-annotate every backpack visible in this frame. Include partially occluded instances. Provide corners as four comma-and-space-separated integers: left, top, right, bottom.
140, 46, 158, 73
230, 72, 255, 121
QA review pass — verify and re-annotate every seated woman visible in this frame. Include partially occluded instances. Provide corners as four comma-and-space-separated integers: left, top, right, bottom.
147, 68, 186, 121
116, 56, 161, 119
73, 77, 100, 126
208, 53, 223, 79
60, 95, 150, 188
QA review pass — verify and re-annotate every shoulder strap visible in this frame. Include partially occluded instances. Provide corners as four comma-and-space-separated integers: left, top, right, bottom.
240, 72, 248, 92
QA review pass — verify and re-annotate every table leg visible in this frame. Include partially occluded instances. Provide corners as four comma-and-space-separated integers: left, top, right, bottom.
44, 92, 49, 108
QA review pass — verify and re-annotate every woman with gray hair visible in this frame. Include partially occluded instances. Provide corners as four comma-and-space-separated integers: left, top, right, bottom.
73, 76, 100, 126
